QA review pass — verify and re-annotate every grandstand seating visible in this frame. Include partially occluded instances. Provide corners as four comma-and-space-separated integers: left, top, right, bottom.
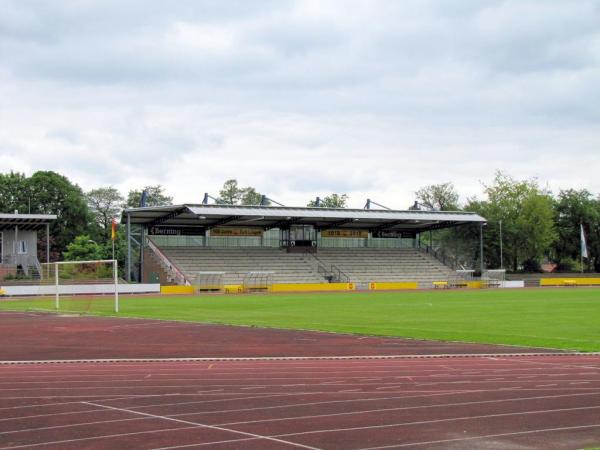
314, 248, 454, 287
158, 246, 454, 288
160, 247, 325, 285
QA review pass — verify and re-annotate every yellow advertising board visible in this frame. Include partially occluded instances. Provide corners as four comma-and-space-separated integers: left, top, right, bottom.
271, 283, 355, 292
210, 228, 263, 237
321, 229, 369, 238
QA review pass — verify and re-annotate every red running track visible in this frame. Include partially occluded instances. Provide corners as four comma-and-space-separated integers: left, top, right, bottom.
0, 312, 562, 361
1, 356, 600, 449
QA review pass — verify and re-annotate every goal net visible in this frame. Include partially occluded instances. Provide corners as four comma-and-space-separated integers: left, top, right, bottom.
243, 271, 274, 293
38, 259, 119, 313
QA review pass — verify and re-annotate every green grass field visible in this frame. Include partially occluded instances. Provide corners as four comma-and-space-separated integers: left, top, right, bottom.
1, 288, 599, 351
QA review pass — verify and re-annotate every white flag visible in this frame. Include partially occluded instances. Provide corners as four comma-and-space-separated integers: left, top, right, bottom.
581, 224, 588, 259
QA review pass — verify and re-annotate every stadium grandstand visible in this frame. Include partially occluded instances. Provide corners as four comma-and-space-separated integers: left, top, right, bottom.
122, 204, 486, 290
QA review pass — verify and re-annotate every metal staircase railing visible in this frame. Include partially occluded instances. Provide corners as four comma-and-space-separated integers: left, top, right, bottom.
310, 253, 350, 283
146, 237, 189, 285
418, 244, 465, 271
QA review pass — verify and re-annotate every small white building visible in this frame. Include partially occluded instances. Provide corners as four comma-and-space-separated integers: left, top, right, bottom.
0, 213, 57, 279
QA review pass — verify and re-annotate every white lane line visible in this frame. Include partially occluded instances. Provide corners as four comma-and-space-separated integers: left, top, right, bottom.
150, 436, 258, 450
0, 424, 203, 449
0, 408, 106, 422
0, 373, 494, 385
214, 391, 600, 427
357, 423, 600, 449
0, 394, 171, 411
123, 390, 460, 412
84, 401, 320, 450
171, 390, 600, 420
0, 416, 148, 435
273, 405, 600, 439
504, 357, 600, 371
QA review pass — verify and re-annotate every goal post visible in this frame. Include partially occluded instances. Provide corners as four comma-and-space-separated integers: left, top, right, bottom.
47, 259, 119, 313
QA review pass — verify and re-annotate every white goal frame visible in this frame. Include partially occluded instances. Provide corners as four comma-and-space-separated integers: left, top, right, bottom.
52, 259, 119, 313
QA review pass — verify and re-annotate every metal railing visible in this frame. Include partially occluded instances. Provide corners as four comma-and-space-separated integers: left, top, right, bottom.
311, 253, 350, 283
149, 235, 417, 249
0, 255, 43, 279
419, 244, 465, 271
146, 237, 189, 285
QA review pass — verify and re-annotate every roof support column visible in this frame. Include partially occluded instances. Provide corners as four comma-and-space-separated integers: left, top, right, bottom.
14, 224, 18, 263
480, 223, 485, 274
140, 225, 145, 283
46, 223, 50, 264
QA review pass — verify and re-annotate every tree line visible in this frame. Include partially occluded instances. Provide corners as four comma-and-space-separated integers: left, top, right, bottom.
0, 170, 598, 272
414, 173, 600, 273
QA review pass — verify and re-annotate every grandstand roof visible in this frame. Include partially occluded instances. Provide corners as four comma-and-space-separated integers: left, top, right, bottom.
122, 204, 486, 232
0, 213, 57, 231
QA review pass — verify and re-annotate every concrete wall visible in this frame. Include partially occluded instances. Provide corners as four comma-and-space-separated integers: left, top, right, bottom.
1, 229, 38, 261
1, 283, 160, 296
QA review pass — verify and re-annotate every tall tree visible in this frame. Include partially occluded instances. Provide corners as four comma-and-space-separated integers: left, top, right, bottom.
86, 187, 124, 242
0, 171, 30, 213
466, 172, 557, 271
553, 189, 600, 271
415, 182, 460, 211
27, 171, 91, 257
124, 185, 173, 208
218, 179, 242, 205
216, 179, 266, 205
307, 194, 348, 208
240, 187, 263, 205
0, 171, 91, 259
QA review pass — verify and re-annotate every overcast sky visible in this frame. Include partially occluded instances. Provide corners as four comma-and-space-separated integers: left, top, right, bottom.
1, 0, 599, 208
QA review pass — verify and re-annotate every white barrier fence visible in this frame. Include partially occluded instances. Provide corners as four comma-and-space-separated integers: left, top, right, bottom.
1, 283, 160, 297
500, 280, 525, 288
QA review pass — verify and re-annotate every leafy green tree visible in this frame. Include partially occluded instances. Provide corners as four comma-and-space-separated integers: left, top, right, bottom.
124, 185, 173, 208
27, 171, 91, 257
218, 179, 242, 205
466, 172, 557, 271
307, 193, 348, 208
86, 187, 124, 242
0, 171, 91, 259
553, 189, 600, 272
240, 187, 264, 205
415, 182, 460, 211
217, 180, 266, 205
63, 235, 104, 261
0, 171, 30, 213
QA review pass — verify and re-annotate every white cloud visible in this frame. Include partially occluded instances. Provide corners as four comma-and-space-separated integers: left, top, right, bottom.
1, 0, 599, 209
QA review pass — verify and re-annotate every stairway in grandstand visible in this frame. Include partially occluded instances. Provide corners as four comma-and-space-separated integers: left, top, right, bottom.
158, 246, 454, 288
313, 248, 455, 288
159, 247, 326, 285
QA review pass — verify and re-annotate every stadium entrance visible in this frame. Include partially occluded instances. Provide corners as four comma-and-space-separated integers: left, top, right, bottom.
281, 225, 316, 250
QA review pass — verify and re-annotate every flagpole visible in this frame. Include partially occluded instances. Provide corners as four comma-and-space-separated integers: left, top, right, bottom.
111, 218, 116, 262
580, 223, 586, 274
